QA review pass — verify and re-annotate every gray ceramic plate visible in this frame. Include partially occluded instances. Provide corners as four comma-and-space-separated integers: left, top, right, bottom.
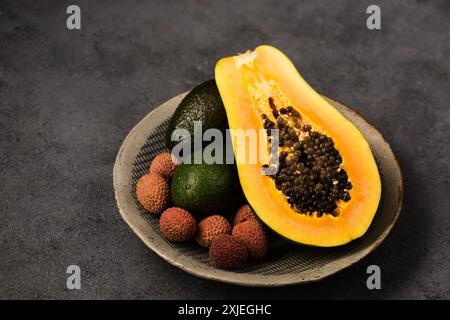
113, 92, 403, 287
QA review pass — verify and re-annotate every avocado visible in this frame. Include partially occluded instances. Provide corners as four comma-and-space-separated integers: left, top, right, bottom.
166, 79, 227, 150
171, 161, 244, 218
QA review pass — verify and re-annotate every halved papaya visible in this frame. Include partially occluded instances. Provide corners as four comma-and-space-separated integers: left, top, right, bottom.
215, 45, 381, 247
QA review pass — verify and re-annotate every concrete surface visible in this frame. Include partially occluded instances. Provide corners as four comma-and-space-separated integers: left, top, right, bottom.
0, 0, 449, 299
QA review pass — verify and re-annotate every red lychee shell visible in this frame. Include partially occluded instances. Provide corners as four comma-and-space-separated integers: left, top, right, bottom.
209, 234, 248, 269
232, 220, 268, 260
136, 172, 169, 214
196, 215, 232, 247
159, 207, 197, 242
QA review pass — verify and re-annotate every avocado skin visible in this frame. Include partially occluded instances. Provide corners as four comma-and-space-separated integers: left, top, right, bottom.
171, 162, 243, 218
166, 79, 227, 150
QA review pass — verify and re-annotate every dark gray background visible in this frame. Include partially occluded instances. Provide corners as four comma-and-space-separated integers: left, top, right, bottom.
0, 0, 449, 299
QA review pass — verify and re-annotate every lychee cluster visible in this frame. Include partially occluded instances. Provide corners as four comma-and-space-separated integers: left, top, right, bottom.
135, 152, 269, 270
150, 152, 179, 179
208, 205, 268, 269
196, 215, 231, 248
135, 152, 196, 241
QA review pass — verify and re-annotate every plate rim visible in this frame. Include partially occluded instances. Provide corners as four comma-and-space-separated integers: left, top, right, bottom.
113, 92, 403, 287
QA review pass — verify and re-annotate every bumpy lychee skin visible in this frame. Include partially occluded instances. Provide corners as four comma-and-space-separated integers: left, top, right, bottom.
196, 215, 232, 247
232, 221, 268, 260
159, 207, 197, 242
150, 152, 179, 179
209, 234, 248, 269
233, 204, 260, 226
136, 172, 169, 214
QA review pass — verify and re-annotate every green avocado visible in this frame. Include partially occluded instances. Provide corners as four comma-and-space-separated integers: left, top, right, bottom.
171, 161, 243, 218
166, 79, 227, 151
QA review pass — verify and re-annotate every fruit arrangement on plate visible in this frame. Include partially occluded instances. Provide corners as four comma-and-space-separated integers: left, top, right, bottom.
133, 45, 383, 270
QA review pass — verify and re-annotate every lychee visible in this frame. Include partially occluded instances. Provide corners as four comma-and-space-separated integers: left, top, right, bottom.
232, 220, 268, 260
233, 204, 260, 226
196, 215, 231, 247
209, 234, 248, 269
150, 152, 179, 179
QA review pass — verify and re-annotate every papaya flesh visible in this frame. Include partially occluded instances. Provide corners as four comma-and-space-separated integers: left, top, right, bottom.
215, 45, 381, 247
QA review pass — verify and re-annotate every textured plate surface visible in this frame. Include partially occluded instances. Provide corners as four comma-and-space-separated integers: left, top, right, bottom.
113, 92, 403, 287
